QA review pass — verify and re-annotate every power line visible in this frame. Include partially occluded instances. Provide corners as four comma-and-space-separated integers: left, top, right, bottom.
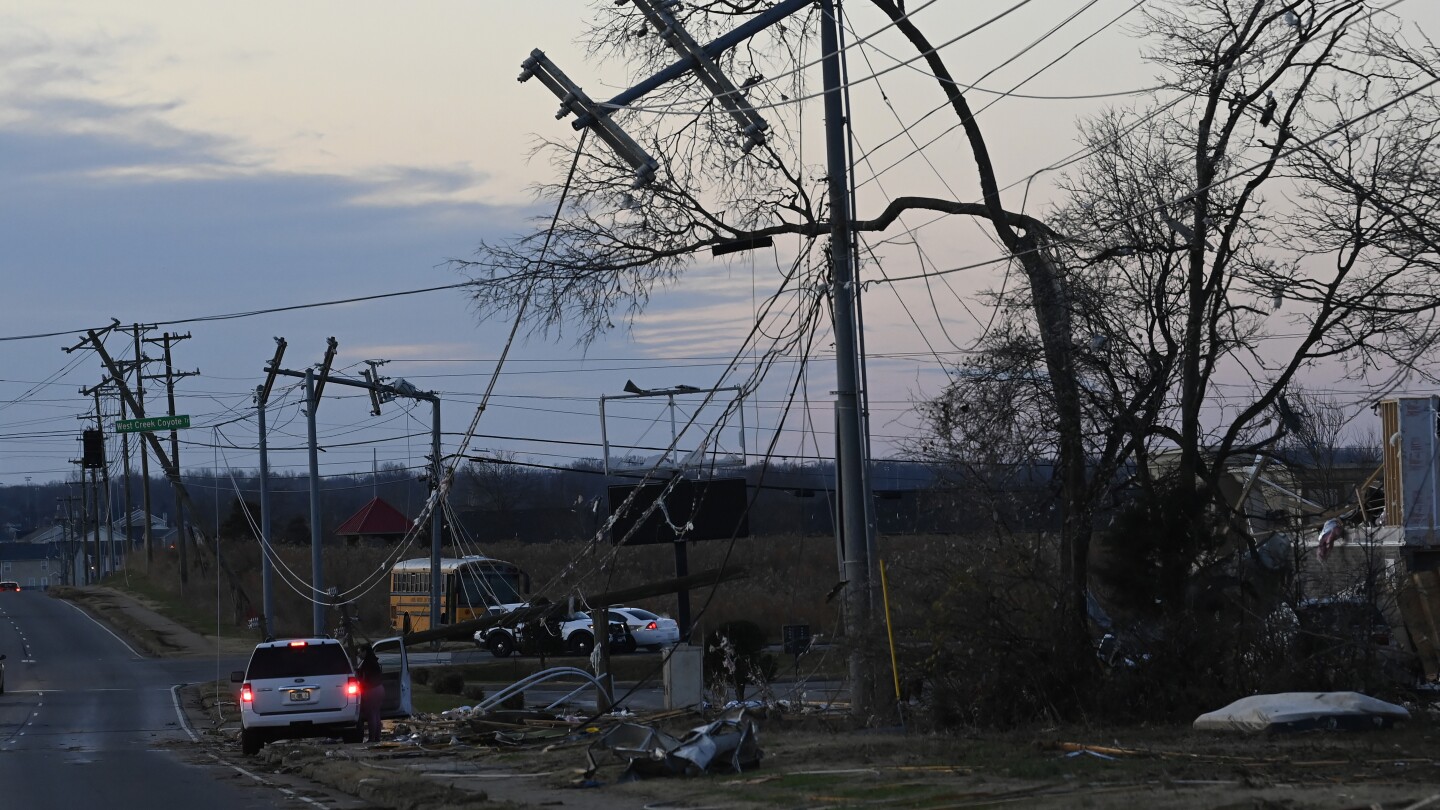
0, 281, 479, 344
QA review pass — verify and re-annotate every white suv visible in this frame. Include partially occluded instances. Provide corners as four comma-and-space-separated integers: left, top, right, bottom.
231, 638, 362, 755
475, 607, 630, 657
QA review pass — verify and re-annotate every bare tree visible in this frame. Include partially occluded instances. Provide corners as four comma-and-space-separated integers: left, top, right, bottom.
997, 0, 1440, 591
457, 1, 1440, 686
457, 1, 1093, 651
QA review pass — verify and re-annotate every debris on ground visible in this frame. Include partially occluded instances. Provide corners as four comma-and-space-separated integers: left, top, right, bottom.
586, 707, 762, 778
1193, 691, 1410, 733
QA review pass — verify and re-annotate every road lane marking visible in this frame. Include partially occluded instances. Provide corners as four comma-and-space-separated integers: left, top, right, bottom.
61, 600, 143, 659
2, 688, 169, 694
170, 684, 199, 743
211, 755, 328, 809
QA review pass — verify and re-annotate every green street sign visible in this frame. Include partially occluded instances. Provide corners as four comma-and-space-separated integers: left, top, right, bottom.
115, 415, 191, 433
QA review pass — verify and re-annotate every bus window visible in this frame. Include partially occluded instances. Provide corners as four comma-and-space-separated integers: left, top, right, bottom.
482, 568, 524, 604
456, 570, 503, 607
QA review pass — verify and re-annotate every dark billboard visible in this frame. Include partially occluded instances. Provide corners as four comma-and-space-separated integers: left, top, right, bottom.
607, 476, 751, 545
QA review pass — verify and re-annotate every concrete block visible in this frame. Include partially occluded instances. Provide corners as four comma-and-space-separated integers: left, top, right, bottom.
664, 643, 704, 709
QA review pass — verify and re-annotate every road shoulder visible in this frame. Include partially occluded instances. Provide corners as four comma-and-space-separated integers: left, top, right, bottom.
49, 584, 251, 658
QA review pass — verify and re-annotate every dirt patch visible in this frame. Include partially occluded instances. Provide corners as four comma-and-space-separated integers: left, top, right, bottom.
253, 744, 519, 810
184, 690, 1440, 809
52, 585, 253, 658
74, 583, 1440, 808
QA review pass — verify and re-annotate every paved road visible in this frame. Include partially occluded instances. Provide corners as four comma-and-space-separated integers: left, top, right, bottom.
0, 590, 315, 809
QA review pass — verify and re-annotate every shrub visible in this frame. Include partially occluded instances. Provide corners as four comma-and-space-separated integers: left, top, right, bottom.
705, 620, 773, 698
411, 667, 431, 685
906, 536, 1086, 728
430, 670, 465, 695
462, 684, 486, 701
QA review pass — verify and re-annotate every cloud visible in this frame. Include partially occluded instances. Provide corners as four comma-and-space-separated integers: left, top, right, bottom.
347, 163, 497, 208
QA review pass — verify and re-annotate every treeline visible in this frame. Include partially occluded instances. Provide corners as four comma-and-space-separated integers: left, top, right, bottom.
0, 457, 1067, 545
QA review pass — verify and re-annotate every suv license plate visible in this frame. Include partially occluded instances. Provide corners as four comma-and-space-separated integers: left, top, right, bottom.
289, 690, 312, 702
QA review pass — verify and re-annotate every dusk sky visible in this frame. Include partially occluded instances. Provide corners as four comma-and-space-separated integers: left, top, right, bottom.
3, 1, 1436, 498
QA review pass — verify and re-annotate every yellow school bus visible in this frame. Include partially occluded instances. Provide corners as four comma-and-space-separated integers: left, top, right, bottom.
389, 555, 530, 633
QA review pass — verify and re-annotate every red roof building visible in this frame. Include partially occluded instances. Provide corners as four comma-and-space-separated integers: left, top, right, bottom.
334, 497, 411, 545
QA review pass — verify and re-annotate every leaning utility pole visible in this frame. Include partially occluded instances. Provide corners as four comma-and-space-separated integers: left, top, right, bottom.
145, 331, 197, 587
118, 387, 135, 575
304, 368, 325, 636
132, 325, 154, 565
75, 329, 257, 618
307, 338, 338, 636
255, 338, 287, 639
268, 362, 443, 633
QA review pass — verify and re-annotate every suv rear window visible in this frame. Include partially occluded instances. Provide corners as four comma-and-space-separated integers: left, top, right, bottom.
246, 644, 352, 679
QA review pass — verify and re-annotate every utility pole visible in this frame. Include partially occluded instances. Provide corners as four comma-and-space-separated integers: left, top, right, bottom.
63, 328, 112, 584
305, 367, 325, 636
308, 339, 338, 636
133, 324, 154, 565
81, 380, 116, 577
520, 0, 876, 715
58, 495, 81, 585
119, 387, 134, 575
818, 0, 877, 717
255, 338, 287, 639
145, 331, 197, 587
268, 362, 442, 632
91, 464, 102, 582
73, 465, 89, 584
73, 329, 257, 619
430, 396, 444, 631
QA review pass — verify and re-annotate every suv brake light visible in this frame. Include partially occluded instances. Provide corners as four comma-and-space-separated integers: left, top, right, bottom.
288, 640, 308, 647
240, 683, 254, 703
347, 677, 360, 697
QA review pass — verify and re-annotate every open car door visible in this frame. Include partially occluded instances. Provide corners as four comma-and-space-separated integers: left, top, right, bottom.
371, 635, 412, 720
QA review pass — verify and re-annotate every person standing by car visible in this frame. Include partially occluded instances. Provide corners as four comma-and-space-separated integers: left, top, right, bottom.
356, 644, 385, 743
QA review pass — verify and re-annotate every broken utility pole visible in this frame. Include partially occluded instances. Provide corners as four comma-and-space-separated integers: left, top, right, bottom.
266, 360, 444, 636
520, 0, 877, 716
254, 337, 287, 639
76, 329, 257, 619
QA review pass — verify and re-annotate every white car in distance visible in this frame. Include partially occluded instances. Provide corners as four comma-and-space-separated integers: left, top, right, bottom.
475, 605, 629, 657
610, 607, 681, 650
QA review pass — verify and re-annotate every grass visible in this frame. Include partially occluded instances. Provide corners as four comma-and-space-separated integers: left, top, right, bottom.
410, 691, 474, 714
423, 654, 666, 684
99, 567, 254, 641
